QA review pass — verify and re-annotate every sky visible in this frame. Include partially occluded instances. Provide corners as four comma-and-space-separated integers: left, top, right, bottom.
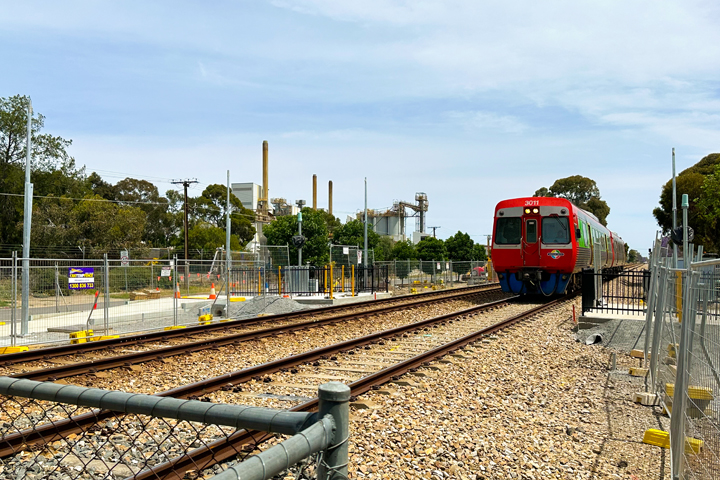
2, 0, 719, 253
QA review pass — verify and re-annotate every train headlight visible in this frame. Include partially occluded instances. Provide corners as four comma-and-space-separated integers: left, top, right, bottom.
532, 208, 539, 214
524, 208, 531, 214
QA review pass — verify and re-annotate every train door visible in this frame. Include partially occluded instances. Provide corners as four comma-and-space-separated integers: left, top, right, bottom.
522, 218, 540, 266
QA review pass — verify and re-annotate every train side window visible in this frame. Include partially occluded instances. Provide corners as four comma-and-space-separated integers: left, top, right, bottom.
541, 217, 570, 244
526, 219, 537, 243
495, 217, 521, 244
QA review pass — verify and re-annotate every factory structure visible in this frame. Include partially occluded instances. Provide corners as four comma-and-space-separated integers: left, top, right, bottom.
234, 142, 430, 252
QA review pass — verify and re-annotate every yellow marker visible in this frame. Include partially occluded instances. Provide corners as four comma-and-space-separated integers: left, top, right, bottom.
0, 346, 29, 354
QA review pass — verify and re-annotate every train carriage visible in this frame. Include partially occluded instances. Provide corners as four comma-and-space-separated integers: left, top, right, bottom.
491, 197, 626, 295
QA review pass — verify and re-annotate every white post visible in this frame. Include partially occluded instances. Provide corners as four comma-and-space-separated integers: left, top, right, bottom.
21, 99, 33, 336
226, 170, 232, 302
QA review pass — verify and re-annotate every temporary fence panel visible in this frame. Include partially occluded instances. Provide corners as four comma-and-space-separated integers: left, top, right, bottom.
0, 377, 350, 480
0, 257, 228, 347
644, 252, 720, 479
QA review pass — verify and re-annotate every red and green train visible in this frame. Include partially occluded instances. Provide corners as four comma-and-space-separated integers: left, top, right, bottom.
491, 197, 626, 295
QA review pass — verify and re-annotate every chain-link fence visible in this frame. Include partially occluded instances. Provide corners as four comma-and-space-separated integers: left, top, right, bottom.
329, 245, 374, 268
644, 251, 720, 479
0, 377, 349, 480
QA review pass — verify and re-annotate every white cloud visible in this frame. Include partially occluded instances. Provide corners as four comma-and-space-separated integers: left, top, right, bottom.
444, 111, 529, 134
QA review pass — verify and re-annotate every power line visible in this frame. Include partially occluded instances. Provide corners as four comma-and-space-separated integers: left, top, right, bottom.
171, 178, 199, 263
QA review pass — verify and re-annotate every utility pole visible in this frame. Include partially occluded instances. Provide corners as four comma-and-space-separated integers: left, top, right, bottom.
21, 98, 33, 336
172, 178, 198, 287
429, 226, 441, 238
295, 200, 306, 266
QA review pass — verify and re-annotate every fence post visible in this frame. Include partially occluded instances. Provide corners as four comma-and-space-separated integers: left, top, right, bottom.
581, 268, 595, 314
649, 266, 669, 390
173, 255, 178, 327
317, 382, 350, 480
670, 270, 699, 478
11, 251, 17, 346
103, 254, 110, 333
351, 265, 355, 297
330, 266, 334, 300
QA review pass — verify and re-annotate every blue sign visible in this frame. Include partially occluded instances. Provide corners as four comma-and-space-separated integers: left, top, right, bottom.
68, 267, 95, 290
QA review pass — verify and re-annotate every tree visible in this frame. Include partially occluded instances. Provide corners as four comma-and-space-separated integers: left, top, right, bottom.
534, 175, 611, 225
471, 244, 487, 261
416, 237, 446, 261
391, 240, 416, 260
318, 210, 342, 235
653, 153, 720, 253
115, 177, 174, 246
533, 187, 552, 197
264, 207, 329, 265
374, 236, 394, 262
628, 249, 641, 263
445, 231, 474, 261
696, 163, 720, 252
68, 195, 146, 255
332, 219, 380, 251
188, 223, 241, 253
0, 95, 82, 246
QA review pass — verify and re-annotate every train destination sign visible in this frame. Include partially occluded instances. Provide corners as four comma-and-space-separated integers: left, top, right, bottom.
68, 267, 95, 290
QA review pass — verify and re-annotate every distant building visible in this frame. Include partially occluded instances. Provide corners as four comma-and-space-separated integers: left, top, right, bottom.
231, 183, 262, 211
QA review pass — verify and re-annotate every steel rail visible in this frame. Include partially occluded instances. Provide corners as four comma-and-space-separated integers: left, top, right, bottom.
135, 296, 573, 480
0, 284, 498, 366
9, 287, 504, 381
0, 296, 516, 458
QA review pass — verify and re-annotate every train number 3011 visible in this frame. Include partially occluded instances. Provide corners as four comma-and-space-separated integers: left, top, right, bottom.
524, 200, 539, 206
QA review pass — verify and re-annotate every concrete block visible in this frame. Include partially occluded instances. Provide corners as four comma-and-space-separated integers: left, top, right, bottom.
633, 392, 659, 406
629, 367, 649, 377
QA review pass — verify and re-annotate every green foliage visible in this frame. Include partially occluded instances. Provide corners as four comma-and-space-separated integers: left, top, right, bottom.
445, 231, 474, 261
332, 219, 380, 251
318, 210, 342, 234
416, 237, 446, 261
374, 236, 394, 262
471, 244, 487, 261
533, 187, 552, 197
628, 249, 640, 263
390, 240, 416, 260
264, 208, 329, 265
534, 175, 611, 226
188, 222, 241, 253
653, 153, 720, 253
0, 95, 84, 246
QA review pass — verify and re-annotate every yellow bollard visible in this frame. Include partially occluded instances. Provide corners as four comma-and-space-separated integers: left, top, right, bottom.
341, 265, 345, 292
258, 271, 261, 295
351, 265, 355, 297
278, 267, 282, 295
330, 266, 334, 300
324, 268, 327, 294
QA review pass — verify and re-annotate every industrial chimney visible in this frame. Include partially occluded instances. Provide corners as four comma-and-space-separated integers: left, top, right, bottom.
312, 174, 317, 210
328, 180, 333, 216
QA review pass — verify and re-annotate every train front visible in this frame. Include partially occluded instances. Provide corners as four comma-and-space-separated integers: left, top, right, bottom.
491, 198, 577, 295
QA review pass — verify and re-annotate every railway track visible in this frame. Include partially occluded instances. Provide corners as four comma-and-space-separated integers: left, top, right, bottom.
0, 284, 503, 376
0, 293, 575, 479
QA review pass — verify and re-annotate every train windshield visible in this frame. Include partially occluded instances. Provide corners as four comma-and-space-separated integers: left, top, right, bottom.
541, 216, 570, 244
495, 217, 521, 244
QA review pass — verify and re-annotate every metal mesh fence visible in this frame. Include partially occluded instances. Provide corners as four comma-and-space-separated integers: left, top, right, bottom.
375, 260, 487, 292
646, 256, 720, 479
680, 266, 720, 478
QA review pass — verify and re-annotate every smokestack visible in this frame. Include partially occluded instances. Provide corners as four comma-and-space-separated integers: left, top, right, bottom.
313, 174, 317, 210
262, 141, 269, 205
328, 180, 333, 216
